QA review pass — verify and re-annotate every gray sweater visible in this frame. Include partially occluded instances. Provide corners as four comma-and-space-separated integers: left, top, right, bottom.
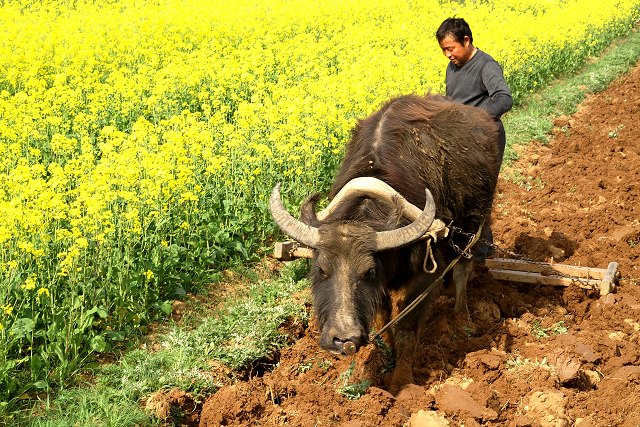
445, 49, 513, 120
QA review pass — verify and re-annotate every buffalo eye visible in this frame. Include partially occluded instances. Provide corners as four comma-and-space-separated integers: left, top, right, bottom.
314, 262, 330, 279
362, 267, 376, 281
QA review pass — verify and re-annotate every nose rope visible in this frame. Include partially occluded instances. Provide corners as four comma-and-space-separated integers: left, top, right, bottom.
371, 219, 485, 342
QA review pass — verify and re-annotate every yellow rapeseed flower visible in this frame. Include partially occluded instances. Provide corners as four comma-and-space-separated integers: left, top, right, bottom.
21, 278, 36, 291
179, 191, 199, 204
2, 304, 13, 316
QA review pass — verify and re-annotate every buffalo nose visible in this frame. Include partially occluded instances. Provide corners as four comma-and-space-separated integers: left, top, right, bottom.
332, 337, 358, 355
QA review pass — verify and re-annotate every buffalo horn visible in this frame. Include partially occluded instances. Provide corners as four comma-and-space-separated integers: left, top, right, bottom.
269, 183, 320, 248
374, 188, 436, 252
318, 177, 422, 221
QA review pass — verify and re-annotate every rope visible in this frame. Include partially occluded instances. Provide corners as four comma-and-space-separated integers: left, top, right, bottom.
420, 218, 448, 274
423, 238, 437, 273
370, 219, 485, 341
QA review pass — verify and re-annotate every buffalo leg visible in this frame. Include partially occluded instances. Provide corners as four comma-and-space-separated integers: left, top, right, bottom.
389, 328, 417, 395
451, 258, 473, 316
388, 274, 443, 394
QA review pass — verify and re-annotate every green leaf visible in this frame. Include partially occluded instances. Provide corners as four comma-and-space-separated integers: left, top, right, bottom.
105, 330, 125, 341
229, 241, 248, 258
159, 300, 173, 315
52, 343, 65, 363
90, 335, 108, 353
33, 381, 48, 390
10, 318, 35, 339
30, 355, 44, 373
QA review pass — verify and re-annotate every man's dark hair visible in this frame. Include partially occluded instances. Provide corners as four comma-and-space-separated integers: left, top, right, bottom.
435, 17, 473, 44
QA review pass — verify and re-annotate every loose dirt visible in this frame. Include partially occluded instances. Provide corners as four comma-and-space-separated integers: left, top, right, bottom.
195, 61, 640, 426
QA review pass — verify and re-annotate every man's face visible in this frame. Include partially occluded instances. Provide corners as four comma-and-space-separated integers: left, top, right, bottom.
438, 35, 473, 67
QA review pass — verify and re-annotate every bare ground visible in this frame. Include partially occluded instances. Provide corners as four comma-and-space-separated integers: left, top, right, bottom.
192, 60, 640, 427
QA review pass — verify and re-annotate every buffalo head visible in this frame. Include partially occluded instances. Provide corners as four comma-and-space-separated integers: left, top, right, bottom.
269, 180, 436, 355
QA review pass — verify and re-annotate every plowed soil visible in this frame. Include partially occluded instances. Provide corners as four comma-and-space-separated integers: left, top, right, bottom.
197, 61, 640, 426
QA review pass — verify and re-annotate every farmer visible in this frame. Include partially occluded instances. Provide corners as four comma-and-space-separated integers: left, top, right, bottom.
435, 17, 513, 261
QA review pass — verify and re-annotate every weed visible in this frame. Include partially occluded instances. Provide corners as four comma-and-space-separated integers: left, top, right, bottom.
374, 335, 395, 374
533, 177, 546, 190
608, 124, 624, 138
506, 355, 549, 370
297, 361, 314, 374
531, 320, 568, 339
336, 362, 355, 385
530, 320, 549, 339
338, 380, 371, 400
507, 169, 528, 187
335, 362, 371, 400
505, 170, 545, 191
551, 321, 569, 335
505, 355, 526, 369
317, 359, 333, 372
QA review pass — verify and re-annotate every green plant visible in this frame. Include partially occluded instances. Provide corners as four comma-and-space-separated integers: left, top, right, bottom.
506, 355, 549, 370
297, 361, 314, 374
608, 124, 624, 138
338, 380, 371, 400
533, 177, 546, 190
374, 335, 395, 374
336, 362, 370, 400
317, 359, 333, 372
530, 320, 568, 339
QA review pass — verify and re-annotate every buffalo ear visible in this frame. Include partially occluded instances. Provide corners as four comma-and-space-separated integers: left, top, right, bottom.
300, 193, 323, 226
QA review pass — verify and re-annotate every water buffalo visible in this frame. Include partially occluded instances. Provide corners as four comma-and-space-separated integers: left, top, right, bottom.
270, 93, 500, 391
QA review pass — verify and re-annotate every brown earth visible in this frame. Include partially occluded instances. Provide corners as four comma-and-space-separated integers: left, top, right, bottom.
193, 61, 640, 426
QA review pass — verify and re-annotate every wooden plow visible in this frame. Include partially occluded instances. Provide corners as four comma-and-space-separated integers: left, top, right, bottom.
273, 240, 619, 296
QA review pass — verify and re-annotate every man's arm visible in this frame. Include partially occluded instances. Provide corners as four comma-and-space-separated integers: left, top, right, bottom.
482, 61, 513, 119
